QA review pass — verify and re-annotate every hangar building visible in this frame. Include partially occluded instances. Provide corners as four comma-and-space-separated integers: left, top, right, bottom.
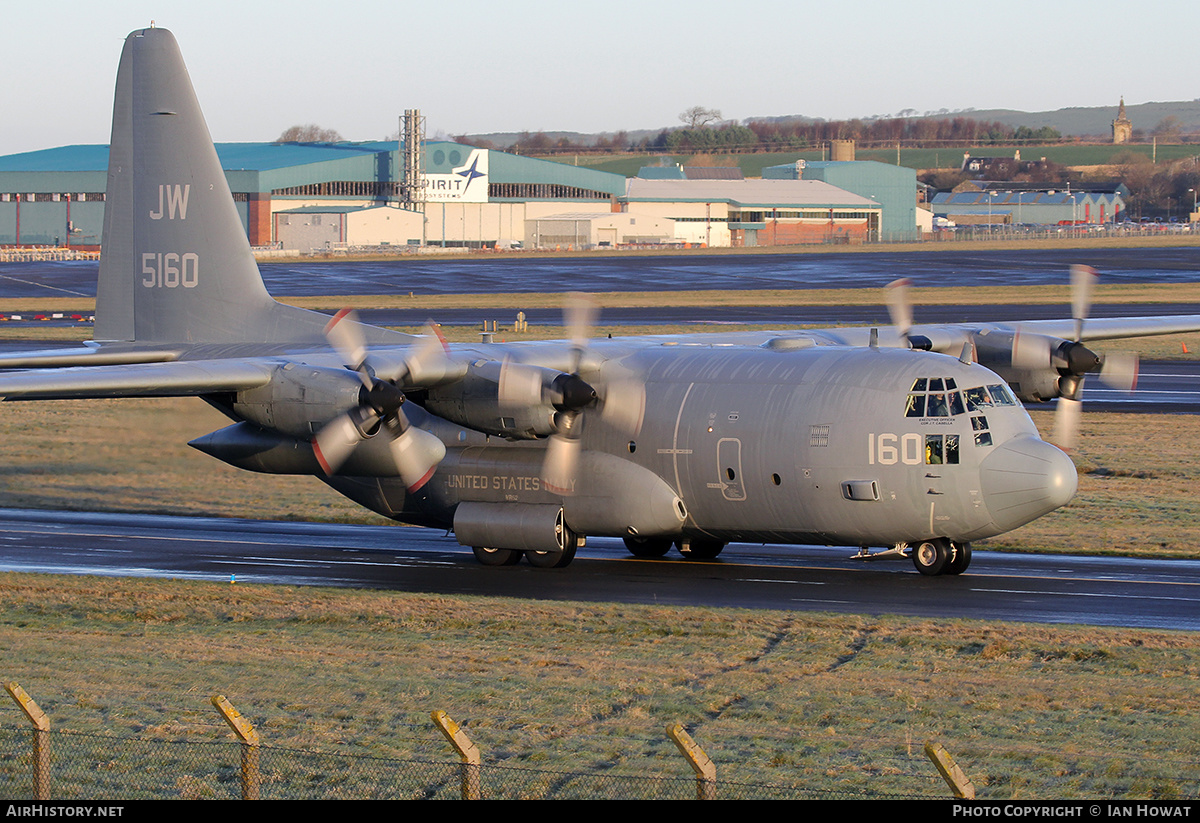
1, 140, 907, 251
622, 178, 881, 247
930, 189, 1126, 225
762, 160, 921, 242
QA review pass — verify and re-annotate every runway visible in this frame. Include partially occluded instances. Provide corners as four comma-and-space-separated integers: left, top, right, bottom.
0, 508, 1195, 631
4, 246, 1199, 298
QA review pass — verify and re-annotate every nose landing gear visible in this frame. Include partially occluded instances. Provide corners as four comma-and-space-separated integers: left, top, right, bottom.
911, 538, 971, 576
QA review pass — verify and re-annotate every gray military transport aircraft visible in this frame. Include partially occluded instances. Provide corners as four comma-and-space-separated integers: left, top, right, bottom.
3, 27, 1198, 576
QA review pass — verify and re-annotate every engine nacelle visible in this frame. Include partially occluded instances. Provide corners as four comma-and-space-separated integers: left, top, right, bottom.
190, 419, 444, 479
973, 330, 1064, 402
422, 359, 557, 439
232, 364, 364, 439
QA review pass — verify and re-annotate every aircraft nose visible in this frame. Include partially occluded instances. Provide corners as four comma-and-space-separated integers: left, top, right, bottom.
979, 436, 1078, 533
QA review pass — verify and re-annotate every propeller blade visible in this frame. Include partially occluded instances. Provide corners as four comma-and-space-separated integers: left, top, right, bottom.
565, 293, 599, 349
1070, 264, 1097, 342
313, 407, 377, 475
497, 358, 547, 408
1012, 329, 1053, 370
1099, 351, 1140, 393
564, 292, 599, 374
542, 432, 581, 496
403, 322, 452, 386
1054, 395, 1083, 452
388, 425, 447, 492
885, 278, 913, 341
599, 377, 647, 436
325, 309, 370, 385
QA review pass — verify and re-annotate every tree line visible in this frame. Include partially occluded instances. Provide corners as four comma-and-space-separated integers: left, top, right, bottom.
464, 117, 1066, 155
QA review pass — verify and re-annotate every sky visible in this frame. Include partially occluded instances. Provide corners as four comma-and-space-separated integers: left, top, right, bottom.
3, 0, 1198, 157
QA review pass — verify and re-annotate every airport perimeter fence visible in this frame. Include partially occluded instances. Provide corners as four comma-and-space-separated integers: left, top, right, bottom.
0, 723, 931, 800
9, 686, 1196, 800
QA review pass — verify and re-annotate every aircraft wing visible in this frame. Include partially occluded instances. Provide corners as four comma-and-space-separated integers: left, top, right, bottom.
0, 346, 183, 369
961, 315, 1200, 343
0, 358, 277, 400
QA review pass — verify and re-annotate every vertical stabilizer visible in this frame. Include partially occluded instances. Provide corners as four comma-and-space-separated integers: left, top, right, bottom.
96, 28, 318, 344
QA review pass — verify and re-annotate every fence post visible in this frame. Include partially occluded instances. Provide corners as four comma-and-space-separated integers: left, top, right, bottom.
4, 682, 50, 801
925, 740, 975, 798
666, 723, 715, 799
431, 710, 481, 799
212, 695, 261, 800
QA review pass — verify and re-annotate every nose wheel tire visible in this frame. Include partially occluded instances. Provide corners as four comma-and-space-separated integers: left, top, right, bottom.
912, 539, 950, 576
472, 546, 522, 566
943, 542, 972, 575
912, 539, 971, 576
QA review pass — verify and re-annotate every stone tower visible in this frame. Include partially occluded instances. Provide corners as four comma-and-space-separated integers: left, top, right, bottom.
1112, 98, 1133, 144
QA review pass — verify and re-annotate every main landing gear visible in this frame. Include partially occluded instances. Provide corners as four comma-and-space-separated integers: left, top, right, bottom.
911, 538, 972, 576
621, 536, 726, 560
471, 525, 580, 569
471, 544, 578, 568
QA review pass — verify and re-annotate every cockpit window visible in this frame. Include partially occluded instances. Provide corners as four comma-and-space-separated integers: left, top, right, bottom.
963, 386, 991, 411
948, 391, 966, 416
926, 393, 949, 416
906, 378, 1007, 418
925, 433, 961, 465
987, 384, 1018, 406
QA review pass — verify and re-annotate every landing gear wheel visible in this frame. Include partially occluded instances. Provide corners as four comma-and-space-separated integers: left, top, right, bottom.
472, 546, 521, 566
943, 542, 972, 575
623, 536, 673, 557
677, 538, 725, 560
526, 526, 579, 569
526, 543, 577, 569
912, 539, 950, 576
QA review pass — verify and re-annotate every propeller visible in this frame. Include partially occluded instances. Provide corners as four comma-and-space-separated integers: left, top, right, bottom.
886, 278, 913, 344
312, 309, 447, 491
884, 278, 934, 350
1011, 266, 1139, 450
498, 294, 645, 495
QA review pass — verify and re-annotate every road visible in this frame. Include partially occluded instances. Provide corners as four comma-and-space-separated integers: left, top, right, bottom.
0, 509, 1194, 631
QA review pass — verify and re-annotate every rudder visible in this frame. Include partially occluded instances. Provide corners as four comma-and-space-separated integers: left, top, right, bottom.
96, 28, 321, 345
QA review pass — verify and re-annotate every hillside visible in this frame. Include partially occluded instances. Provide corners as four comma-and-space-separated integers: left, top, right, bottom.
460, 101, 1200, 149
950, 100, 1200, 137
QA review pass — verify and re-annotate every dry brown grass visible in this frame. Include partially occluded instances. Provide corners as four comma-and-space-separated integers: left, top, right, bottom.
8, 280, 1200, 315
992, 411, 1200, 556
1, 572, 1197, 797
0, 397, 393, 524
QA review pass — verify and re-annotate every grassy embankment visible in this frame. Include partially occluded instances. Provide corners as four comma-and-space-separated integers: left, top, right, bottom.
1, 572, 1198, 798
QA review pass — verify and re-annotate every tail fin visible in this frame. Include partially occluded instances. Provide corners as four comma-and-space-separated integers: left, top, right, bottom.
96, 28, 320, 344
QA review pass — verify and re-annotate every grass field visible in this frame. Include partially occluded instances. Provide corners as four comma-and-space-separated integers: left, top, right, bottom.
2, 572, 1198, 798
